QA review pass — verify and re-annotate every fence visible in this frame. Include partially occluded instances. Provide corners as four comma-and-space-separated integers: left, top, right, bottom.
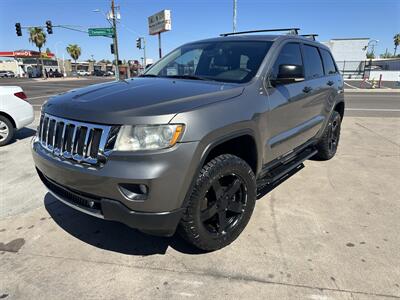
337, 58, 400, 80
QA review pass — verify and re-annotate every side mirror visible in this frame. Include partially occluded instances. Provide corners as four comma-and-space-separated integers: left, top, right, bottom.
271, 64, 304, 85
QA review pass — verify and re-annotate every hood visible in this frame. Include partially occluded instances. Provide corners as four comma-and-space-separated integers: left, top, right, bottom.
43, 77, 244, 125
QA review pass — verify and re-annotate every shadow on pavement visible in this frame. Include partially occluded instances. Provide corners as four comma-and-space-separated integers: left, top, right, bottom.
44, 193, 205, 256
13, 128, 36, 143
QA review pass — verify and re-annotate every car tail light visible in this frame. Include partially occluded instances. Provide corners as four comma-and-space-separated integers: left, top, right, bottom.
14, 91, 27, 100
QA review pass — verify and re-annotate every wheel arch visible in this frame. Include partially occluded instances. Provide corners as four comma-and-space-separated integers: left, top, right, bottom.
200, 130, 259, 174
0, 111, 16, 128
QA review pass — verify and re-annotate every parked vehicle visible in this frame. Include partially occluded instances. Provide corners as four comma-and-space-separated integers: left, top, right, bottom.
0, 86, 34, 146
0, 71, 15, 78
47, 70, 63, 78
32, 29, 344, 250
106, 70, 114, 76
77, 70, 90, 76
92, 69, 106, 77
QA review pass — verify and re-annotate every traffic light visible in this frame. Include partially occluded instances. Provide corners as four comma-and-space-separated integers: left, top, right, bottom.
46, 20, 53, 34
15, 23, 22, 36
110, 44, 114, 54
136, 38, 142, 49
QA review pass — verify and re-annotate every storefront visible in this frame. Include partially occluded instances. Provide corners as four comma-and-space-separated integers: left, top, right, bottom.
0, 50, 57, 78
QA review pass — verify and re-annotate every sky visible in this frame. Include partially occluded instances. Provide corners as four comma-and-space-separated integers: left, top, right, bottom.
0, 0, 399, 62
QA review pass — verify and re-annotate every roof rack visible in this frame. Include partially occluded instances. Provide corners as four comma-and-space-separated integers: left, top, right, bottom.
300, 34, 318, 41
220, 28, 300, 37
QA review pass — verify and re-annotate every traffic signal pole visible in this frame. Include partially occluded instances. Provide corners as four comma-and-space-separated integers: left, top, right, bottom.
111, 0, 120, 80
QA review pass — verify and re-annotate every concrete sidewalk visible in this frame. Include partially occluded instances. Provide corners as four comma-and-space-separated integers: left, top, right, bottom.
0, 116, 399, 299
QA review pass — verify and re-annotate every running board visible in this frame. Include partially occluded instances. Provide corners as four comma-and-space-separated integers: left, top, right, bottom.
256, 147, 317, 190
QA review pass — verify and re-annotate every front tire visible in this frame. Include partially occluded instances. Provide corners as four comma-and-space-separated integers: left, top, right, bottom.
178, 154, 256, 251
0, 116, 14, 146
314, 111, 341, 160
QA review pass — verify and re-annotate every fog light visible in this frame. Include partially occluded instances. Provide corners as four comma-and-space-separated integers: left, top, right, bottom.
119, 183, 149, 201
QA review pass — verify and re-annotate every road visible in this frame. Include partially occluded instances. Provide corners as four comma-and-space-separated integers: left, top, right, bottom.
1, 78, 399, 117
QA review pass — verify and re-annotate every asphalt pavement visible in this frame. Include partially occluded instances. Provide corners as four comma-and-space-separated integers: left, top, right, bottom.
1, 114, 399, 299
1, 77, 399, 118
0, 78, 400, 299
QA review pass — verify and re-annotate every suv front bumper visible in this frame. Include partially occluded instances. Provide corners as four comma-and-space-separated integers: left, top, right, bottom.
32, 139, 200, 236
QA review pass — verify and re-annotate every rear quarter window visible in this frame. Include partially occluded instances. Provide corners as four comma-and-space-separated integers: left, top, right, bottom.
320, 49, 338, 75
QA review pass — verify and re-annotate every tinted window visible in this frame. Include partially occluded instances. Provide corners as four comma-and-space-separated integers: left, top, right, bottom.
320, 49, 337, 75
145, 41, 272, 83
271, 43, 303, 78
303, 45, 324, 79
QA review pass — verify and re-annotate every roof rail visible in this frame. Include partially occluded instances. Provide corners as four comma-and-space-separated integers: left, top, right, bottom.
220, 28, 300, 37
301, 34, 319, 41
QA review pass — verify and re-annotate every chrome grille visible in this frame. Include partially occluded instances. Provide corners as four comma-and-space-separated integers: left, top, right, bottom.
38, 113, 116, 165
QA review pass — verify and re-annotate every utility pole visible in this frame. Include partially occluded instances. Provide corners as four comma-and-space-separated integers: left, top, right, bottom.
143, 37, 147, 70
111, 0, 120, 80
233, 0, 237, 33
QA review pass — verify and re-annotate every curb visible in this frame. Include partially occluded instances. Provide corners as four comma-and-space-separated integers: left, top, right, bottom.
344, 89, 400, 93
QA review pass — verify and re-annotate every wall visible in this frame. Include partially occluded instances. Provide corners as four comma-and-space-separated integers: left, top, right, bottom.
323, 39, 369, 61
368, 71, 400, 81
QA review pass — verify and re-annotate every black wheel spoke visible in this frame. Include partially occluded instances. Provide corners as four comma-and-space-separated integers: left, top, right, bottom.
224, 179, 241, 199
201, 203, 218, 221
227, 201, 243, 213
212, 179, 224, 199
218, 212, 228, 233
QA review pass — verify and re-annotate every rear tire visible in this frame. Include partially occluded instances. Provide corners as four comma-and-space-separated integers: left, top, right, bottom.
0, 116, 14, 146
178, 154, 256, 251
314, 111, 341, 160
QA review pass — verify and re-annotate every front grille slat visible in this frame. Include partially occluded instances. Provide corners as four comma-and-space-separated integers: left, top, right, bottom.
37, 113, 114, 166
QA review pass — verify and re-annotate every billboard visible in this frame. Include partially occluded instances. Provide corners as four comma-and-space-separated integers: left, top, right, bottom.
148, 10, 171, 35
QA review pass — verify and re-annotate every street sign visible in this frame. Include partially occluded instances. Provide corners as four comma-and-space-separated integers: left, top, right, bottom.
88, 28, 113, 37
148, 10, 171, 35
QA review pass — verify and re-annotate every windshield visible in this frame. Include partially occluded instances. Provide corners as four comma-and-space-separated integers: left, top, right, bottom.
144, 41, 273, 83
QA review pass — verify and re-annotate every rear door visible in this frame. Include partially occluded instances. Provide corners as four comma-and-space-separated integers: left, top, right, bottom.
300, 44, 331, 134
265, 42, 312, 161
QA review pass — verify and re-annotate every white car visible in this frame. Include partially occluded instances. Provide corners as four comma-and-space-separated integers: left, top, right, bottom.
0, 86, 34, 146
77, 70, 90, 76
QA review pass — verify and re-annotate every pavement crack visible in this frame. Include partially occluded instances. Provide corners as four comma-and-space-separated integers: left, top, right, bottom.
269, 193, 289, 271
5, 251, 400, 299
355, 122, 400, 148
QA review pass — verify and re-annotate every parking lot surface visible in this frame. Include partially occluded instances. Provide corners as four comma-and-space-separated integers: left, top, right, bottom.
0, 80, 400, 299
1, 114, 399, 299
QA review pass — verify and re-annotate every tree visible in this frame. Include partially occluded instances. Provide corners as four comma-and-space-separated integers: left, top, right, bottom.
380, 52, 393, 59
366, 52, 375, 59
28, 27, 46, 78
66, 44, 81, 74
45, 47, 51, 54
394, 33, 400, 56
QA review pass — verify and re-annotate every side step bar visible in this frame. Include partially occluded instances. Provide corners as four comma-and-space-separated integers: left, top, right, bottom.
256, 147, 317, 195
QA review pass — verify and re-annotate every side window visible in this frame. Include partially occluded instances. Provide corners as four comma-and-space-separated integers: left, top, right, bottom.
303, 45, 324, 79
320, 49, 337, 75
271, 43, 303, 79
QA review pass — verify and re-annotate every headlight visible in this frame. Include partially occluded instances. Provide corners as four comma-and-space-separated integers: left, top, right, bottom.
114, 124, 184, 151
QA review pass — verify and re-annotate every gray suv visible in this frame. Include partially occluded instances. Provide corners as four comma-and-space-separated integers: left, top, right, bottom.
32, 29, 344, 251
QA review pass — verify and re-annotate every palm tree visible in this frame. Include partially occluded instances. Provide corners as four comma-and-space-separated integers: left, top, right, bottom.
66, 44, 81, 74
394, 33, 400, 56
29, 27, 46, 78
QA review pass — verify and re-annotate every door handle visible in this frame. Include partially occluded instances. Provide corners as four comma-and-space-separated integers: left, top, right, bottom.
303, 86, 312, 93
327, 80, 334, 86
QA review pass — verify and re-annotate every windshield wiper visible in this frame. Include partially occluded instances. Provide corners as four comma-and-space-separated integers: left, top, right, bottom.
165, 75, 207, 81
